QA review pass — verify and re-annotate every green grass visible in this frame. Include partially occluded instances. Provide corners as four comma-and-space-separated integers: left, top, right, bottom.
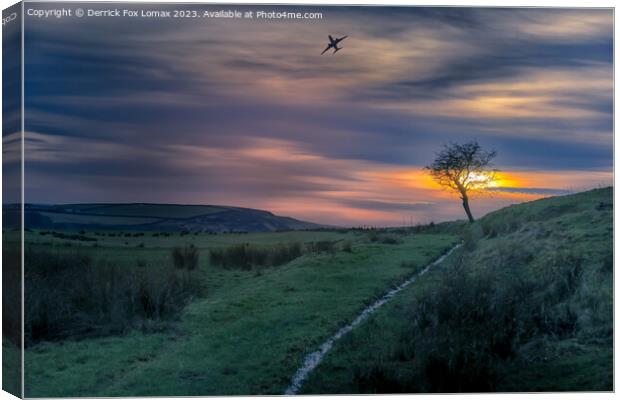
15, 229, 351, 250
301, 187, 613, 393
19, 188, 612, 395
300, 260, 447, 394
2, 339, 21, 397
23, 229, 457, 396
498, 339, 613, 392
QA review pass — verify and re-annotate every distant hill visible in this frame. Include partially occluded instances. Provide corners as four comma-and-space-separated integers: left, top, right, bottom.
4, 203, 323, 233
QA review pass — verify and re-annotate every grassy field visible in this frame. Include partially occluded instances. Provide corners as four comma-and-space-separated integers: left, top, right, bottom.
301, 187, 613, 393
10, 188, 612, 395
14, 227, 458, 396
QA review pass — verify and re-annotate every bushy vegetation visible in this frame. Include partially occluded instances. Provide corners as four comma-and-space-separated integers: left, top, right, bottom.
24, 248, 203, 346
342, 240, 612, 392
407, 220, 469, 236
39, 231, 97, 242
362, 221, 469, 244
402, 247, 591, 391
304, 187, 612, 393
210, 242, 302, 270
209, 240, 346, 270
172, 244, 199, 270
305, 240, 337, 253
367, 231, 403, 244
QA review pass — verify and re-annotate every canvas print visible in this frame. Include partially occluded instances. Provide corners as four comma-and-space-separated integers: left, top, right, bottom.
2, 2, 613, 397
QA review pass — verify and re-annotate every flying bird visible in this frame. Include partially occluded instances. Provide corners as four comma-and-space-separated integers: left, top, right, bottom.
321, 35, 348, 55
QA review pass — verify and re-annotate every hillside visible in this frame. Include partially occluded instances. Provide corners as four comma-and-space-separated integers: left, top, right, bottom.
301, 187, 613, 393
5, 203, 322, 233
11, 187, 613, 396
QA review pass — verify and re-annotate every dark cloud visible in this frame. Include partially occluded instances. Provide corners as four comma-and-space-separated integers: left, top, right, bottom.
352, 42, 612, 104
19, 5, 613, 224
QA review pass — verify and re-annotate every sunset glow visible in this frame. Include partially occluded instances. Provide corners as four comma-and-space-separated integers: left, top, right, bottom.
14, 6, 612, 226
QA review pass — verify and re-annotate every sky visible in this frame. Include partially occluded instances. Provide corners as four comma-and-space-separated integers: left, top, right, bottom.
15, 4, 614, 226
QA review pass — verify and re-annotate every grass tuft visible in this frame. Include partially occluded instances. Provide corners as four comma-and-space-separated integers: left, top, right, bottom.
25, 249, 202, 346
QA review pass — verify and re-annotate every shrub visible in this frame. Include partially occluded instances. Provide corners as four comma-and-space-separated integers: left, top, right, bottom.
351, 239, 609, 393
462, 225, 484, 252
51, 232, 97, 242
378, 234, 402, 245
24, 250, 202, 346
172, 244, 199, 270
407, 220, 468, 236
543, 251, 583, 299
402, 259, 522, 392
480, 215, 521, 238
306, 240, 337, 253
367, 231, 402, 245
354, 363, 408, 393
210, 242, 303, 270
271, 242, 303, 265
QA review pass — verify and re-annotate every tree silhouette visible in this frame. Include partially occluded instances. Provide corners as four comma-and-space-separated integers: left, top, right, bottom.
425, 141, 497, 223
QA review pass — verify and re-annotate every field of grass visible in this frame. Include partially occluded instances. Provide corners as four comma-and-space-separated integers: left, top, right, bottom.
15, 228, 458, 396
20, 229, 349, 250
301, 187, 613, 393
10, 188, 612, 395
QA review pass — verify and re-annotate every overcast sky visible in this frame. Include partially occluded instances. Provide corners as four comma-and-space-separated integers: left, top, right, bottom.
19, 5, 613, 226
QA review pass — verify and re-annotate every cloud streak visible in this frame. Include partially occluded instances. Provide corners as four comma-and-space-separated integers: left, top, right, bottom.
21, 5, 613, 225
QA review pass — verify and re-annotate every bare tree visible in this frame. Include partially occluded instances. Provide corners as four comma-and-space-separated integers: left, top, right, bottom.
425, 141, 497, 223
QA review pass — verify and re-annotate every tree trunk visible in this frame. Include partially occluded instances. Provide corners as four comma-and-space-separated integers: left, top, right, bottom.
461, 191, 475, 223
